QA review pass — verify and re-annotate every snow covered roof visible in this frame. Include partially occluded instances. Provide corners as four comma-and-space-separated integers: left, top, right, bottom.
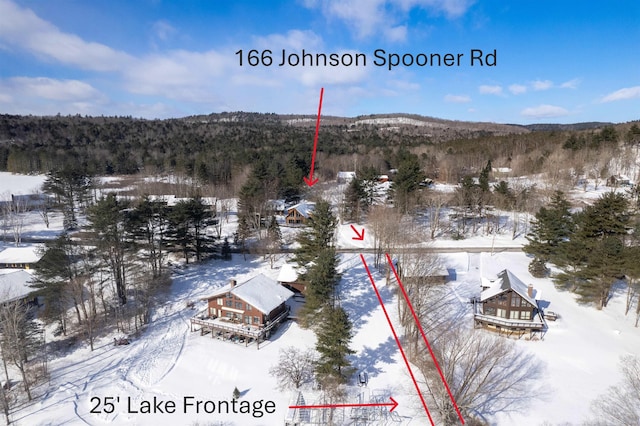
0, 270, 35, 303
0, 246, 43, 264
337, 171, 356, 180
287, 201, 315, 218
480, 269, 537, 306
204, 274, 293, 314
277, 264, 300, 283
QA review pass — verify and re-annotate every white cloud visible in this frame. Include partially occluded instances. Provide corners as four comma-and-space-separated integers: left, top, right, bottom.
508, 84, 527, 95
521, 104, 569, 118
303, 0, 474, 40
478, 85, 502, 95
444, 94, 471, 103
8, 77, 103, 101
601, 86, 640, 102
123, 49, 233, 102
532, 79, 553, 91
560, 78, 580, 89
0, 0, 133, 71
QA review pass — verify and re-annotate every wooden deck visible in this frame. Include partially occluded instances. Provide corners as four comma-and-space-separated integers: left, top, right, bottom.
189, 306, 291, 349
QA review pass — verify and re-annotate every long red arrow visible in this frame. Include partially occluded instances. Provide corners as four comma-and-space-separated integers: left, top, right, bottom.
385, 253, 465, 425
360, 254, 435, 426
303, 87, 324, 187
350, 224, 365, 240
289, 396, 398, 412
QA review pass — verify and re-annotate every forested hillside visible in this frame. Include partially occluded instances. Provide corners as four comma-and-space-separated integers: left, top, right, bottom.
1, 113, 638, 196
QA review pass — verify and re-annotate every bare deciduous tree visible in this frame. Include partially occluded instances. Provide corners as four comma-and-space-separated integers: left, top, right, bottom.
268, 346, 317, 390
417, 326, 543, 424
588, 355, 640, 426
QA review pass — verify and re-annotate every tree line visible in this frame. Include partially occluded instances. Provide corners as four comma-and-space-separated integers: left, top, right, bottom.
525, 190, 640, 321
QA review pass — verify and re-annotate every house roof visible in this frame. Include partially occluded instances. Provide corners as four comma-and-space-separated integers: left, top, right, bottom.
204, 274, 293, 314
277, 264, 300, 283
0, 270, 35, 304
480, 269, 537, 306
287, 201, 315, 218
0, 246, 43, 264
337, 171, 356, 180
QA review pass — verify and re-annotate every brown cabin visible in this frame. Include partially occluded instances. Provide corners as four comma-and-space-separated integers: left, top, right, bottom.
202, 274, 293, 327
285, 201, 315, 226
474, 270, 544, 335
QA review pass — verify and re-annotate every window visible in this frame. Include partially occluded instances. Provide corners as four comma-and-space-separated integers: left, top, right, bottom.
511, 294, 521, 307
226, 300, 233, 307
217, 298, 223, 306
226, 312, 234, 319
497, 294, 507, 305
226, 293, 232, 299
497, 308, 506, 318
235, 301, 243, 309
253, 316, 260, 324
245, 316, 250, 324
246, 303, 251, 311
484, 306, 496, 316
520, 310, 531, 320
521, 298, 530, 307
510, 310, 519, 319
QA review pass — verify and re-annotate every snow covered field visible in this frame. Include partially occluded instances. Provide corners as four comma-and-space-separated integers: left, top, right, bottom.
10, 248, 639, 425
2, 171, 639, 425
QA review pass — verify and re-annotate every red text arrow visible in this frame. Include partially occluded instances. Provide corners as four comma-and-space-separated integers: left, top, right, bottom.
290, 396, 398, 412
360, 254, 435, 426
303, 87, 324, 187
350, 224, 365, 241
386, 253, 465, 425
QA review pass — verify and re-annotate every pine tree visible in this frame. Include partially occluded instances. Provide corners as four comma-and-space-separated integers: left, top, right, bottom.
87, 194, 130, 305
294, 199, 337, 268
315, 306, 355, 385
553, 192, 631, 308
236, 214, 251, 260
298, 248, 341, 326
524, 191, 573, 272
343, 178, 365, 222
391, 150, 424, 213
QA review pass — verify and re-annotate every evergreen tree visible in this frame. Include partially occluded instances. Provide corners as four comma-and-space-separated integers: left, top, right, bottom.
294, 199, 337, 268
31, 234, 77, 333
298, 247, 341, 326
42, 166, 93, 230
524, 191, 573, 272
343, 177, 365, 222
126, 196, 168, 277
221, 237, 232, 261
87, 194, 130, 305
315, 306, 355, 385
391, 150, 424, 213
553, 192, 631, 308
236, 214, 251, 260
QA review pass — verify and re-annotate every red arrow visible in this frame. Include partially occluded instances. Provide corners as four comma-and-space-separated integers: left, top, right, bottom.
290, 396, 398, 412
303, 87, 324, 187
350, 224, 365, 241
386, 253, 465, 425
360, 254, 436, 426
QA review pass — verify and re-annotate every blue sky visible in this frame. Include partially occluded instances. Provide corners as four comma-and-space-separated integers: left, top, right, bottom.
0, 0, 638, 123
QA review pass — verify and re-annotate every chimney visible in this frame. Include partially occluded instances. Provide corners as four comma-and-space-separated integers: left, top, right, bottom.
230, 279, 237, 288
527, 284, 534, 298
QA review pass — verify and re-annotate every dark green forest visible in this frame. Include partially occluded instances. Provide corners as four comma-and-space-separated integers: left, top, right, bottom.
1, 113, 638, 199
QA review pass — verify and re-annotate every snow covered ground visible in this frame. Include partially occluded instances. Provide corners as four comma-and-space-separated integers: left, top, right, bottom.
12, 247, 640, 425
3, 172, 640, 425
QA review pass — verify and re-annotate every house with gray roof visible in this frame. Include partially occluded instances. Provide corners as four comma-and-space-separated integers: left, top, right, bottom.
473, 269, 544, 336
